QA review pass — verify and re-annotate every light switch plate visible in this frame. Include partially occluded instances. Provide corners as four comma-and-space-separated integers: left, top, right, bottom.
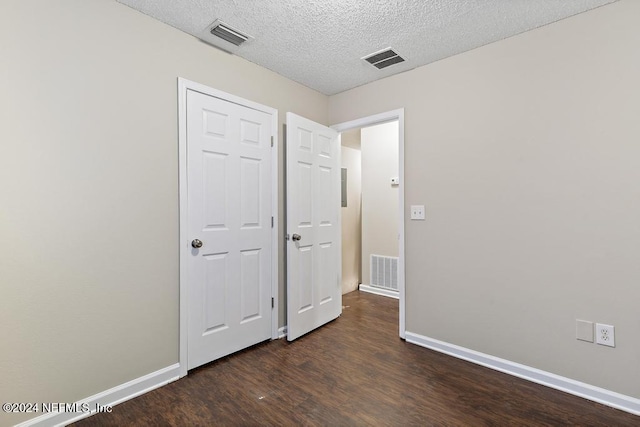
410, 205, 425, 220
391, 177, 400, 185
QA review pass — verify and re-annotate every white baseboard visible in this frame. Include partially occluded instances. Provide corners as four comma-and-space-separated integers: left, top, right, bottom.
277, 326, 287, 339
359, 284, 399, 299
16, 364, 180, 427
405, 332, 640, 416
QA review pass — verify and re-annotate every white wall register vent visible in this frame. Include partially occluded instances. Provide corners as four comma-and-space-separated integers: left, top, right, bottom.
362, 48, 406, 69
370, 255, 399, 290
206, 19, 252, 47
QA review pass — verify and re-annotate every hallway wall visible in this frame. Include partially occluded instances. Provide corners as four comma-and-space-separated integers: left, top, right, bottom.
341, 142, 362, 294
361, 121, 400, 286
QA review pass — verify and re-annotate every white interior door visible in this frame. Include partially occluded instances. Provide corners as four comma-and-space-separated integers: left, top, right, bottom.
187, 89, 273, 369
286, 112, 341, 341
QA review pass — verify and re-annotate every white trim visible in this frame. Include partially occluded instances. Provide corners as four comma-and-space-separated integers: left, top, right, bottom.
16, 364, 180, 427
331, 110, 401, 131
269, 109, 279, 341
331, 109, 406, 339
405, 332, 640, 417
178, 78, 189, 378
277, 326, 287, 339
336, 131, 343, 328
359, 284, 399, 299
177, 78, 279, 375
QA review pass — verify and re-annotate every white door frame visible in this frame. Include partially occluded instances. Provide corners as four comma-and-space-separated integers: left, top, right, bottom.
177, 78, 279, 377
331, 109, 406, 339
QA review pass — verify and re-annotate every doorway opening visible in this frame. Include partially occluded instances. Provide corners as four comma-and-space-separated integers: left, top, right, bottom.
340, 121, 400, 298
332, 109, 405, 338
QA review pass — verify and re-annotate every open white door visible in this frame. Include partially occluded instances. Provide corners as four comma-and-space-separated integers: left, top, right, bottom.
286, 113, 341, 341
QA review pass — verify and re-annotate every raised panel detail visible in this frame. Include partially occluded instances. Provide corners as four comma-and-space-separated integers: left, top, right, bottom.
203, 152, 228, 230
319, 243, 333, 304
298, 245, 313, 313
203, 109, 227, 137
240, 249, 261, 323
204, 253, 228, 334
298, 162, 312, 227
318, 134, 332, 158
240, 119, 261, 146
318, 166, 332, 226
298, 128, 313, 152
240, 157, 261, 228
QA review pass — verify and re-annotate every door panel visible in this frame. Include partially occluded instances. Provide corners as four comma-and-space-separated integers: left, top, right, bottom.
240, 248, 261, 322
187, 89, 273, 369
204, 253, 228, 332
286, 112, 341, 341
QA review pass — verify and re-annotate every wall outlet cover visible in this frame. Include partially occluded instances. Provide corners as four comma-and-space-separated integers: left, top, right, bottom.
595, 323, 615, 347
410, 205, 425, 220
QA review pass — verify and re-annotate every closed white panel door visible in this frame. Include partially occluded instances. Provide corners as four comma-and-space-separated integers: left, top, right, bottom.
286, 112, 341, 341
187, 89, 272, 369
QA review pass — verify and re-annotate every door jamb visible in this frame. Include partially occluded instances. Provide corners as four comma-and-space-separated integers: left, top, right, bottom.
331, 109, 406, 339
177, 78, 279, 378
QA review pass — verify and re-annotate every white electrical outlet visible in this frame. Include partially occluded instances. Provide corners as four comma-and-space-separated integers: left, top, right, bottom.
410, 205, 425, 220
595, 323, 615, 347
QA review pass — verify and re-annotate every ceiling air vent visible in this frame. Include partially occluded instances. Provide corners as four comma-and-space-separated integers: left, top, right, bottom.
209, 20, 250, 46
362, 48, 405, 70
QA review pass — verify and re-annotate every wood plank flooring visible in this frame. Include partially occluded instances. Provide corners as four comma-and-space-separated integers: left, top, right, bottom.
75, 291, 638, 426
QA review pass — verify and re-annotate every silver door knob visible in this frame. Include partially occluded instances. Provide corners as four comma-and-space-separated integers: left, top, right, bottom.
191, 239, 203, 248
292, 234, 302, 241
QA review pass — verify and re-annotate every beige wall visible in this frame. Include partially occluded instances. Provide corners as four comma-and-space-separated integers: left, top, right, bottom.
329, 0, 640, 398
360, 122, 400, 286
0, 0, 327, 424
341, 145, 362, 294
341, 128, 361, 150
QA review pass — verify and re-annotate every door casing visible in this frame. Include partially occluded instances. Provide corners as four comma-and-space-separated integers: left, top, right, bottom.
178, 78, 279, 377
331, 109, 406, 339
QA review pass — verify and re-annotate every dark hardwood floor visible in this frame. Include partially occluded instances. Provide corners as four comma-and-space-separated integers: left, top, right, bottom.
75, 291, 638, 426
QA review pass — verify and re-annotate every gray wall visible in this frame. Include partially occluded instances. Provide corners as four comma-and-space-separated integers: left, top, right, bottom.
330, 0, 640, 398
0, 1, 327, 425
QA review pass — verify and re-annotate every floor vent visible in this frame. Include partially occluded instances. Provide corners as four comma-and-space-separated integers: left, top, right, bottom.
370, 255, 398, 290
362, 48, 405, 69
209, 20, 250, 46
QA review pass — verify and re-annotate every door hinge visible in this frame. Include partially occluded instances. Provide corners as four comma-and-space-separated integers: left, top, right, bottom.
271, 297, 274, 308
271, 136, 274, 147
271, 216, 274, 228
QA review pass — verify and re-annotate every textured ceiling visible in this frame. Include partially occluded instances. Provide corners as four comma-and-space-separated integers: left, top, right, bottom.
117, 0, 616, 95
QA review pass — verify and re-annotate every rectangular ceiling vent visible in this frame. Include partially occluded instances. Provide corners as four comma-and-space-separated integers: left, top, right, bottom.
362, 48, 406, 69
209, 20, 250, 46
